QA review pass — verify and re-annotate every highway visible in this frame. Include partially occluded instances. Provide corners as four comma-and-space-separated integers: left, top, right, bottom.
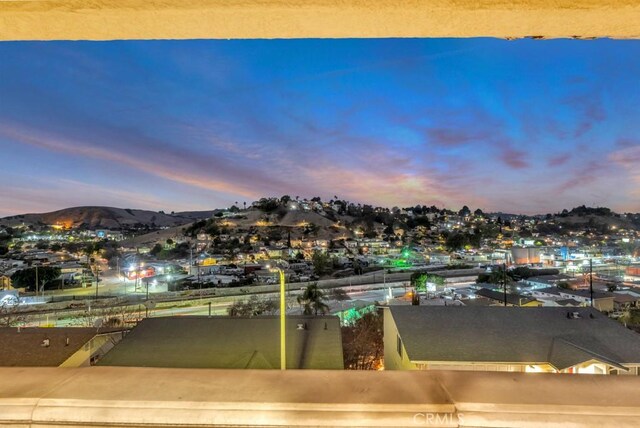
16, 267, 481, 327
23, 281, 415, 327
41, 266, 482, 300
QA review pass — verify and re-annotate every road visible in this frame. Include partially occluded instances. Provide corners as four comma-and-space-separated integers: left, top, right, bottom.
45, 274, 168, 297
41, 266, 483, 301
25, 281, 415, 327
18, 267, 481, 327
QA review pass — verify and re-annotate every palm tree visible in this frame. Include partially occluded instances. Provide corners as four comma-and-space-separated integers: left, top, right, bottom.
297, 283, 329, 315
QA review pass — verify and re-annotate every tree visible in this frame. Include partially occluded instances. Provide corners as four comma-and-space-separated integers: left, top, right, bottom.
280, 195, 292, 204
83, 242, 96, 258
383, 225, 395, 236
0, 305, 27, 327
227, 295, 278, 317
620, 309, 640, 329
330, 288, 350, 301
311, 251, 332, 276
477, 268, 513, 286
509, 266, 533, 280
458, 205, 471, 217
445, 233, 467, 251
411, 272, 445, 292
150, 243, 163, 256
35, 241, 49, 250
72, 305, 138, 329
10, 267, 61, 291
342, 312, 383, 370
297, 283, 329, 315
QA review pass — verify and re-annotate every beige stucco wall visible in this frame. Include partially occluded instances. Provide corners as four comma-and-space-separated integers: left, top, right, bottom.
3, 367, 640, 427
1, 0, 640, 41
383, 308, 417, 370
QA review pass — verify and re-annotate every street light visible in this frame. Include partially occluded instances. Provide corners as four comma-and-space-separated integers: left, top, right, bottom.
267, 264, 286, 370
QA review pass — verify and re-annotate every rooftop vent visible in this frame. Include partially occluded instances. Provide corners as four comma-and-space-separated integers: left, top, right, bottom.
296, 323, 305, 330
567, 311, 581, 319
41, 338, 50, 347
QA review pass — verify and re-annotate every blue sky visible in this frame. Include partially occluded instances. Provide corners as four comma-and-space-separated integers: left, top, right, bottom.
0, 38, 639, 216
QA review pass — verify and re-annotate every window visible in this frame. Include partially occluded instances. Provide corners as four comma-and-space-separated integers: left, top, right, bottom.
396, 334, 403, 358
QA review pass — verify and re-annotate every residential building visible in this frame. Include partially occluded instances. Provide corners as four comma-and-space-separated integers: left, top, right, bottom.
99, 316, 343, 369
474, 287, 541, 307
556, 289, 615, 312
0, 328, 124, 367
384, 306, 640, 374
0, 275, 11, 290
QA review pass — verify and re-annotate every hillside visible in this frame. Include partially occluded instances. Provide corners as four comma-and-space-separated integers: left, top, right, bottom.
0, 206, 208, 229
173, 210, 219, 220
120, 224, 189, 248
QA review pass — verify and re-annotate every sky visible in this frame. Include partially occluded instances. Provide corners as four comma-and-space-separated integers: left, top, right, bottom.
0, 38, 639, 217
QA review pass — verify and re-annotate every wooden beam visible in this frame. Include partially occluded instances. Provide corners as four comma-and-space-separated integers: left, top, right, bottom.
1, 1, 640, 41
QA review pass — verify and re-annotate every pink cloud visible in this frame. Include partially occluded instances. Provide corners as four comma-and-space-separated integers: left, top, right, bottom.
499, 146, 529, 169
0, 122, 261, 200
547, 153, 571, 167
426, 128, 492, 147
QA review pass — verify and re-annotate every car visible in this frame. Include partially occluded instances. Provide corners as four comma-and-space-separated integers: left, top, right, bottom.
0, 294, 19, 307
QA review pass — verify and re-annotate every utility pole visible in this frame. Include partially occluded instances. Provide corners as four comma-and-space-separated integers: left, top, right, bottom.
590, 258, 594, 308
503, 263, 507, 307
35, 264, 39, 297
95, 261, 99, 300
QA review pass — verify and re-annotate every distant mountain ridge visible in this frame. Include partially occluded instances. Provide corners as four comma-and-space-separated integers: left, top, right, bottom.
1, 203, 638, 232
0, 206, 215, 229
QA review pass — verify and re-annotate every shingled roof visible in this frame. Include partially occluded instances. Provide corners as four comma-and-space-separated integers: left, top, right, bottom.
474, 287, 539, 306
0, 327, 99, 367
98, 316, 343, 369
388, 306, 640, 370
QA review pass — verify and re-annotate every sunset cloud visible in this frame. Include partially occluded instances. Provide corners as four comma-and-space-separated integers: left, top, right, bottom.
0, 38, 639, 216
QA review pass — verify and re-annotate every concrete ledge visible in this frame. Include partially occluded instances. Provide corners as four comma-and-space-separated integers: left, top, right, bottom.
2, 367, 640, 426
1, 0, 640, 41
